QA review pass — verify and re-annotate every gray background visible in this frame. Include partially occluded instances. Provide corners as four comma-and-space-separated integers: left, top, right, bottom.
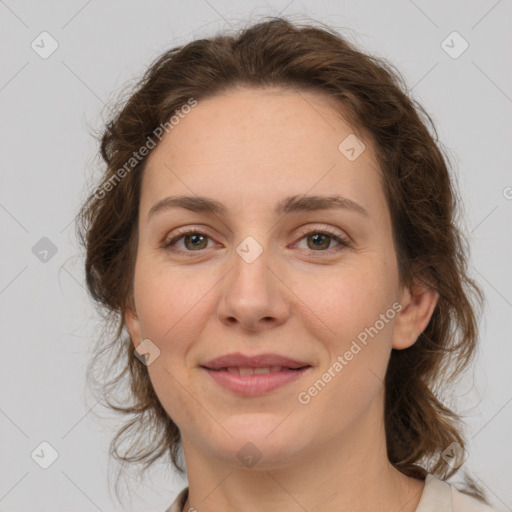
1, 1, 511, 511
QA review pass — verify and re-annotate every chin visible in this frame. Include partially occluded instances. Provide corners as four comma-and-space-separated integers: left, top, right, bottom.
222, 411, 296, 440
207, 415, 311, 469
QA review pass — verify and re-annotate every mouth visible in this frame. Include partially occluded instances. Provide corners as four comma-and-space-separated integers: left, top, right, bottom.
202, 352, 311, 370
204, 365, 310, 374
201, 364, 312, 396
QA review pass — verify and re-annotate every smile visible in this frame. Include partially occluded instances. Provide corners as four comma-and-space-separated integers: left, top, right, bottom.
202, 366, 311, 395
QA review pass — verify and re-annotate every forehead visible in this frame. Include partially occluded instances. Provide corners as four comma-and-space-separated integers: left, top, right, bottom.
141, 86, 385, 218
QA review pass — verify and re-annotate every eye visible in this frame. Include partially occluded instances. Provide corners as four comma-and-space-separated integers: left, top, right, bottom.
161, 226, 351, 255
294, 228, 351, 252
162, 229, 216, 253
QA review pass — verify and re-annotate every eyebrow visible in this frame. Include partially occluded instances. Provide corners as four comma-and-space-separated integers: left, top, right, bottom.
147, 194, 369, 220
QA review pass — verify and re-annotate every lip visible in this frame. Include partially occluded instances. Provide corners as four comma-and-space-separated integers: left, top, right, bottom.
201, 352, 312, 396
202, 352, 310, 370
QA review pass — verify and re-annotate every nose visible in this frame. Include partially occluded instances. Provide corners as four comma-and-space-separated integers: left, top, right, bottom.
216, 239, 291, 332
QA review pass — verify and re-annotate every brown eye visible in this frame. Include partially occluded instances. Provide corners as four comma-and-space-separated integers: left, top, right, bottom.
296, 230, 351, 252
182, 233, 209, 250
307, 233, 332, 250
163, 230, 213, 252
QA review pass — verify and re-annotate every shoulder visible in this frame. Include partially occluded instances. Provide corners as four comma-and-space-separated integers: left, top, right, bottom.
164, 486, 189, 512
451, 484, 496, 512
416, 474, 497, 512
166, 479, 498, 512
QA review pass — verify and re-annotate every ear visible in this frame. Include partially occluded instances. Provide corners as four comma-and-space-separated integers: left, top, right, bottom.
125, 302, 143, 349
392, 279, 439, 350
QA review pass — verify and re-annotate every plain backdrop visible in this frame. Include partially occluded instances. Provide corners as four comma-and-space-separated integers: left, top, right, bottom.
1, 1, 511, 511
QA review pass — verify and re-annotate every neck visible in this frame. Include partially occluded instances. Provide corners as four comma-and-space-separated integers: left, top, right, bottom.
180, 392, 425, 512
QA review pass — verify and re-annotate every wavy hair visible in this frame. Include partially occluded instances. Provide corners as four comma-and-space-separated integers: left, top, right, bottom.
77, 16, 486, 502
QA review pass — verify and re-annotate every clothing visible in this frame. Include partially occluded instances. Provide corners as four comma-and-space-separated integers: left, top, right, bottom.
164, 473, 496, 512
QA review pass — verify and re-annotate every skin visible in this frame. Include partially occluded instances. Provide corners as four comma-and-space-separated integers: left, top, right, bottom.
125, 86, 439, 512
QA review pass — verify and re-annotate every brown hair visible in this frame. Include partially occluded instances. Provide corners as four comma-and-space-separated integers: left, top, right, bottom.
77, 16, 487, 502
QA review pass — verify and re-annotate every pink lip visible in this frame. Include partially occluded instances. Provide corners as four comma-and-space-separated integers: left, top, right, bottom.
202, 352, 310, 370
202, 367, 311, 396
201, 352, 312, 396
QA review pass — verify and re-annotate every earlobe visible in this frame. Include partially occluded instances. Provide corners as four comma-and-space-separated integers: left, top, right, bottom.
392, 281, 439, 350
125, 305, 142, 348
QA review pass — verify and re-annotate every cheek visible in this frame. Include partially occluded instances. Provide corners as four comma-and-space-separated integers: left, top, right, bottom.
133, 258, 215, 346
132, 265, 213, 427
290, 260, 397, 401
292, 258, 398, 346
293, 275, 396, 435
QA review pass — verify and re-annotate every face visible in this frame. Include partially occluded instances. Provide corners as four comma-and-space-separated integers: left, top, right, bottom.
125, 86, 437, 469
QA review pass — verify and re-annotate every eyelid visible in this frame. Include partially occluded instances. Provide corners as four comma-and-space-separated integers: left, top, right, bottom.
291, 224, 352, 251
161, 225, 220, 248
293, 224, 349, 241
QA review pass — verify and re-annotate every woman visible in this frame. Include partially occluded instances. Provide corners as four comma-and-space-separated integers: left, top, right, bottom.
78, 17, 496, 512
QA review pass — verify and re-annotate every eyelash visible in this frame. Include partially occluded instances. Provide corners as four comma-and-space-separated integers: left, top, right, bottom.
161, 226, 351, 256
